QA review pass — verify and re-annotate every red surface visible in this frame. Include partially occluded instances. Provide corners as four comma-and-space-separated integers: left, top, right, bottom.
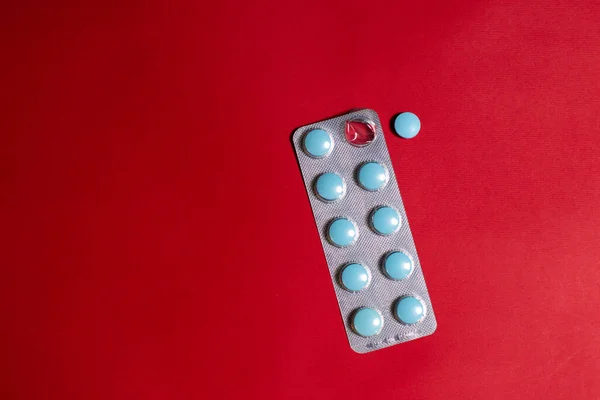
2, 1, 600, 399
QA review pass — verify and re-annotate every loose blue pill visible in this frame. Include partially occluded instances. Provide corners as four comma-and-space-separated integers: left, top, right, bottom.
393, 112, 421, 139
352, 308, 383, 337
371, 206, 401, 235
340, 263, 370, 292
303, 129, 333, 158
315, 173, 345, 202
357, 162, 388, 191
395, 296, 425, 325
328, 218, 358, 247
384, 252, 414, 280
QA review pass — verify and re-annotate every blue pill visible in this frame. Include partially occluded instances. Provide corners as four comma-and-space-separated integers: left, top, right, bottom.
371, 206, 401, 235
328, 218, 358, 247
340, 263, 370, 292
357, 162, 388, 191
352, 308, 383, 337
384, 252, 414, 280
303, 129, 333, 158
393, 112, 421, 139
315, 173, 345, 202
395, 296, 425, 325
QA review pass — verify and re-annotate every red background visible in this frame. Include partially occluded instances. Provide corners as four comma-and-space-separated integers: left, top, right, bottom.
3, 0, 600, 399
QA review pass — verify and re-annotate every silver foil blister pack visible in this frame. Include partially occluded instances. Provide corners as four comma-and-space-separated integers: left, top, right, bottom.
293, 109, 436, 353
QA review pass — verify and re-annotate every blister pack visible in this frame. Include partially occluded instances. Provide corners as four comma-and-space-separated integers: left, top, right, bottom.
292, 109, 436, 353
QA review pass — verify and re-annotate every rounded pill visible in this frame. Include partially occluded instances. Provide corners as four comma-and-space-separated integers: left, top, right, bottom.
371, 206, 401, 235
357, 162, 388, 191
327, 218, 358, 247
393, 112, 421, 139
384, 252, 414, 280
315, 173, 345, 201
352, 307, 383, 337
395, 296, 425, 325
340, 263, 370, 292
303, 129, 333, 158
